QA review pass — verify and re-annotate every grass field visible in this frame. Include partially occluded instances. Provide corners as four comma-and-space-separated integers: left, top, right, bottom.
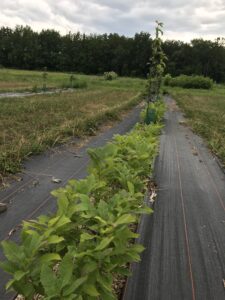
169, 85, 225, 165
0, 68, 145, 92
0, 69, 146, 176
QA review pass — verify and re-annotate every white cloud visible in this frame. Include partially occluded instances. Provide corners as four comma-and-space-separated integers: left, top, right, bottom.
0, 0, 225, 41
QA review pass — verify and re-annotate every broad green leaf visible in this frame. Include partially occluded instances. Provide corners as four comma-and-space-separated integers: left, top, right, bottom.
48, 215, 71, 229
114, 214, 136, 226
97, 273, 112, 292
5, 279, 15, 290
14, 270, 27, 281
63, 276, 88, 296
23, 230, 43, 254
40, 264, 58, 297
1, 241, 23, 263
39, 253, 61, 264
80, 233, 95, 243
0, 261, 19, 274
82, 261, 97, 274
59, 253, 73, 289
48, 235, 65, 244
131, 244, 145, 253
83, 284, 99, 297
57, 196, 69, 214
127, 181, 134, 194
95, 237, 114, 251
94, 216, 107, 224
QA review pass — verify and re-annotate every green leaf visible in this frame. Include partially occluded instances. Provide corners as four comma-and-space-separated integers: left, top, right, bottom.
131, 244, 145, 253
82, 261, 98, 274
40, 264, 58, 297
48, 235, 65, 244
59, 253, 73, 289
95, 237, 114, 251
94, 216, 107, 224
97, 273, 112, 292
23, 230, 43, 254
80, 233, 95, 243
39, 253, 61, 264
127, 181, 134, 194
48, 215, 71, 229
14, 270, 27, 281
0, 261, 19, 274
1, 241, 23, 263
57, 196, 69, 214
63, 276, 88, 296
83, 284, 99, 297
5, 279, 15, 290
114, 214, 136, 226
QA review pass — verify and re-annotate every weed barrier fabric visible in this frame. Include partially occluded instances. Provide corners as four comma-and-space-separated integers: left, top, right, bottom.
123, 96, 225, 300
0, 106, 142, 300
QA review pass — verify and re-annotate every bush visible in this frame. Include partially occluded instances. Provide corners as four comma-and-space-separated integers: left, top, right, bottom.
140, 100, 166, 124
164, 75, 213, 89
164, 74, 172, 86
104, 71, 118, 80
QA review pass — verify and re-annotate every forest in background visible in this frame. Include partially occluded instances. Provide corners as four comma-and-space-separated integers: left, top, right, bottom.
1, 25, 225, 82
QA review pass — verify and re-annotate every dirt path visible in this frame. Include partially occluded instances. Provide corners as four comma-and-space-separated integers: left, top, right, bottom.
124, 96, 225, 300
0, 106, 141, 300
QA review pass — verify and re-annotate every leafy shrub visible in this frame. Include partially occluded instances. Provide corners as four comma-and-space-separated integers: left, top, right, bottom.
140, 100, 166, 124
163, 74, 172, 86
0, 105, 164, 299
104, 71, 118, 81
164, 74, 213, 89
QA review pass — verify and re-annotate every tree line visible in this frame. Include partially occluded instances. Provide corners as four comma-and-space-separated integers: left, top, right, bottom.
1, 25, 225, 82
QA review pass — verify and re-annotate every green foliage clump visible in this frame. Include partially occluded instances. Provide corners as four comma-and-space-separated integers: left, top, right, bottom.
104, 71, 118, 81
144, 21, 167, 125
146, 21, 167, 103
164, 74, 213, 89
141, 100, 166, 124
0, 105, 164, 300
163, 74, 172, 86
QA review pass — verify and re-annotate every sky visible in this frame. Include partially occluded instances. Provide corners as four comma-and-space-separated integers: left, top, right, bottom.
1, 0, 225, 42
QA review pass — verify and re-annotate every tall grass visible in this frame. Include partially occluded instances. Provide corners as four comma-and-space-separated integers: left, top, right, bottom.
170, 86, 225, 164
0, 89, 141, 175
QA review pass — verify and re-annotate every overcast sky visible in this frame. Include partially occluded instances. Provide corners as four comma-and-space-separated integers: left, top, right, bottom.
1, 0, 225, 41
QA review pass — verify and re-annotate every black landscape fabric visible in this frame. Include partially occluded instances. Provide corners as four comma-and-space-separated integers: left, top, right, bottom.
124, 97, 225, 300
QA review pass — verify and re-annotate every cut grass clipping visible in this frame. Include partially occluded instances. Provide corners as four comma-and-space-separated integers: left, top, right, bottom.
0, 89, 141, 176
0, 101, 165, 300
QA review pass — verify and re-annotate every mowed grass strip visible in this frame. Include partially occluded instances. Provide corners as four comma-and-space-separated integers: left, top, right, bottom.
169, 86, 225, 165
0, 68, 145, 92
0, 89, 140, 175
